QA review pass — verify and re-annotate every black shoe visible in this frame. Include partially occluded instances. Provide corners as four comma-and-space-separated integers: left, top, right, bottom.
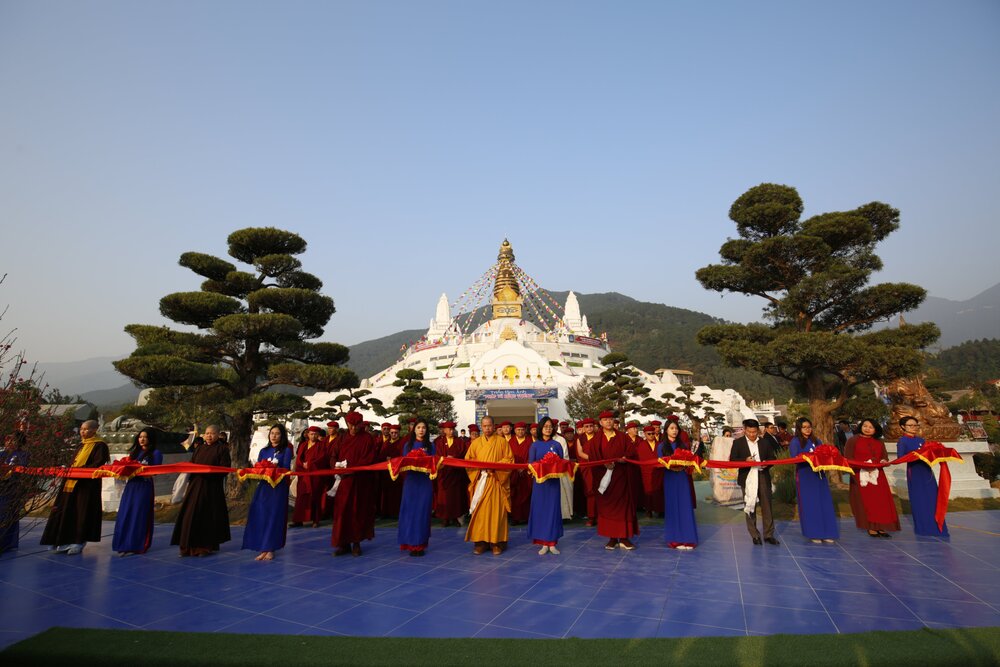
410, 550, 425, 557
764, 537, 780, 545
289, 522, 303, 528
333, 546, 350, 556
752, 538, 763, 545
878, 531, 893, 539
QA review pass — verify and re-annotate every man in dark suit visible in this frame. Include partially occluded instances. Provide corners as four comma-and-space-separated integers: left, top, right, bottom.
729, 418, 779, 545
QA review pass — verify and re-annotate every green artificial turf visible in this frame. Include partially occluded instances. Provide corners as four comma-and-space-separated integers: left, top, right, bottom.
4, 626, 1000, 666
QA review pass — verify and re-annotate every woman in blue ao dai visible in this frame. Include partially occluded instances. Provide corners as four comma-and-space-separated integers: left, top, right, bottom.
397, 419, 436, 557
896, 416, 948, 537
113, 428, 163, 556
527, 417, 565, 555
659, 421, 698, 550
788, 418, 838, 544
243, 424, 294, 560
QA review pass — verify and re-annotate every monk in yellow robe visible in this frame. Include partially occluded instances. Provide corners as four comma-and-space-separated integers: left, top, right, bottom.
464, 415, 513, 555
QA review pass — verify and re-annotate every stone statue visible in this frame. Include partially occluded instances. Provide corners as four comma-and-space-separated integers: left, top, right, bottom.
882, 375, 960, 441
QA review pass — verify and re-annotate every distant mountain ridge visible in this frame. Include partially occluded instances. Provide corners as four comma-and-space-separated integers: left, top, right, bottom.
902, 282, 1000, 349
37, 282, 1000, 405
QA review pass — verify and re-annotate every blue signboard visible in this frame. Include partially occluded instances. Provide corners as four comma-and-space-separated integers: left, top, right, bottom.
465, 388, 559, 401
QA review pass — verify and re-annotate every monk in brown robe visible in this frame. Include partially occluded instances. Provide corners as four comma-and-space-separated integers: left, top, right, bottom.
41, 420, 110, 555
508, 421, 533, 524
434, 421, 469, 526
593, 411, 640, 550
329, 411, 379, 556
378, 425, 404, 518
635, 424, 665, 516
465, 416, 513, 555
291, 425, 330, 527
171, 424, 232, 556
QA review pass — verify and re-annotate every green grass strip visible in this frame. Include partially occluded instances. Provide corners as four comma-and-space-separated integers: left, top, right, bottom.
4, 626, 1000, 666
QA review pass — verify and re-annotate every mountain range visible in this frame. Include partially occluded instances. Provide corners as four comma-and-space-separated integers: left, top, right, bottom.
37, 282, 1000, 409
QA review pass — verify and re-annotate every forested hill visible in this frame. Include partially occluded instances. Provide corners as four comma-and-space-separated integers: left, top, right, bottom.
346, 291, 795, 402
928, 338, 1000, 387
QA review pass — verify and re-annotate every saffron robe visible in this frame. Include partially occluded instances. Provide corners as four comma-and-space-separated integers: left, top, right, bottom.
433, 434, 469, 520
112, 448, 163, 553
635, 437, 665, 513
292, 438, 331, 523
170, 441, 232, 551
527, 440, 564, 545
329, 430, 379, 547
845, 435, 900, 532
508, 436, 533, 523
40, 440, 110, 546
897, 434, 948, 537
397, 440, 435, 550
593, 431, 640, 539
464, 433, 513, 544
789, 436, 840, 540
242, 445, 294, 552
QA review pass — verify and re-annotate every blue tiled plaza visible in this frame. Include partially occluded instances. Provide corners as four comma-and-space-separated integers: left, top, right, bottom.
2, 511, 999, 649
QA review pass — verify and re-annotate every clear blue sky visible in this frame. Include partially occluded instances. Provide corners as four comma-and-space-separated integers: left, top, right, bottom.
2, 1, 998, 363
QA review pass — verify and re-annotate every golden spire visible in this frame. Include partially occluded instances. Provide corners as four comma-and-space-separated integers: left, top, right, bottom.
492, 238, 522, 320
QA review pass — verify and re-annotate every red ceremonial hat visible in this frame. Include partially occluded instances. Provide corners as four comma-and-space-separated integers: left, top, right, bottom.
650, 420, 662, 426
580, 418, 595, 426
381, 422, 392, 428
440, 421, 456, 429
530, 423, 538, 429
389, 424, 401, 431
344, 411, 363, 426
643, 424, 656, 433
499, 420, 512, 427
305, 426, 323, 434
326, 420, 339, 428
469, 424, 480, 432
599, 410, 615, 420
666, 414, 681, 422
561, 423, 573, 431
514, 421, 527, 429
626, 421, 639, 428
408, 417, 418, 424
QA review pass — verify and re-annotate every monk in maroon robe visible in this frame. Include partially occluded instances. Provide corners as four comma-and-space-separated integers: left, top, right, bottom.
433, 421, 469, 526
635, 424, 664, 515
329, 412, 379, 556
577, 418, 599, 526
291, 426, 331, 526
593, 411, 640, 550
378, 425, 404, 518
508, 422, 533, 524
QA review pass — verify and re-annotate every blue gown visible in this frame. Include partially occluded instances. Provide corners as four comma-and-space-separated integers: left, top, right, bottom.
112, 449, 163, 553
897, 435, 948, 537
789, 436, 839, 540
0, 449, 29, 551
659, 440, 699, 546
527, 439, 565, 545
242, 445, 294, 552
397, 440, 435, 550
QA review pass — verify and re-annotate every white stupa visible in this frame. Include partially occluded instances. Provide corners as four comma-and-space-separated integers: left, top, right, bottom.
302, 239, 761, 429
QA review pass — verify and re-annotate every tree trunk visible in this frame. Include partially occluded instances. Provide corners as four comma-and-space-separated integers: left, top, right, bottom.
805, 370, 837, 445
226, 410, 254, 499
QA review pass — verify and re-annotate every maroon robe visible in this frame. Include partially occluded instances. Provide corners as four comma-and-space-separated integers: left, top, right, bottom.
593, 430, 640, 539
846, 435, 901, 532
508, 436, 533, 523
329, 429, 379, 546
292, 438, 331, 523
378, 436, 404, 518
578, 434, 599, 520
635, 437, 665, 513
433, 434, 469, 520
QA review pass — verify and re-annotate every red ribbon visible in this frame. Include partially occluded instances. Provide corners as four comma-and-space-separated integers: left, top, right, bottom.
387, 451, 439, 481
236, 461, 292, 488
658, 449, 705, 474
527, 451, 577, 482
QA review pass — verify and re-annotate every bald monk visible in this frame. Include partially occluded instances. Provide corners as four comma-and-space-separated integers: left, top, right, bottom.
464, 415, 514, 555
